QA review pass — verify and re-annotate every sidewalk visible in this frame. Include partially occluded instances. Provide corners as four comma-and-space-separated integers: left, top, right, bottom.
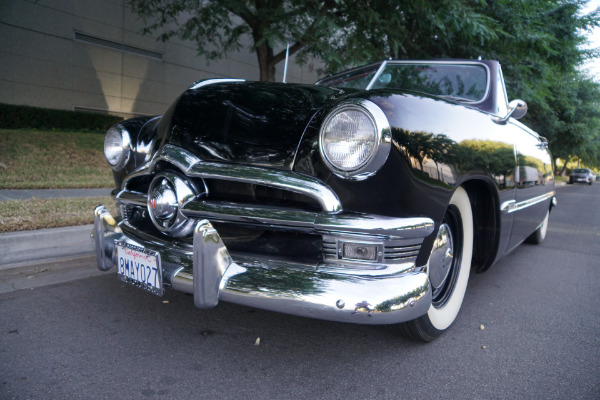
0, 188, 113, 201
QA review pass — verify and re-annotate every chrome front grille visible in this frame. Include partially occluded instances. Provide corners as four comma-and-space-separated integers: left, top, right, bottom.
114, 144, 433, 268
322, 238, 338, 259
119, 203, 134, 220
384, 244, 421, 261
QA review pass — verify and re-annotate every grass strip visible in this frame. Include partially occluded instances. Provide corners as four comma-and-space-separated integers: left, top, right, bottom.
0, 197, 118, 233
0, 129, 114, 189
554, 175, 568, 183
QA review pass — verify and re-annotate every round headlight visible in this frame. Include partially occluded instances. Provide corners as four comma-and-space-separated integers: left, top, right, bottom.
104, 126, 131, 170
319, 100, 391, 180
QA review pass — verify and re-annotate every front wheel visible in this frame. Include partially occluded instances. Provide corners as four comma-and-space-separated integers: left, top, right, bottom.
396, 186, 474, 342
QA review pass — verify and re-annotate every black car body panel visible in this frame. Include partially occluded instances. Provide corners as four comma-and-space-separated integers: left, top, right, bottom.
164, 83, 350, 170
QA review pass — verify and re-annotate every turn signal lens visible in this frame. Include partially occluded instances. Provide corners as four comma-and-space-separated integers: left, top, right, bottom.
342, 243, 378, 261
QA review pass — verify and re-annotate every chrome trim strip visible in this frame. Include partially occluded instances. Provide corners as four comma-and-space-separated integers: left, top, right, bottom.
314, 214, 434, 239
181, 200, 434, 239
500, 191, 555, 214
189, 78, 245, 90
500, 200, 517, 214
123, 144, 343, 213
119, 189, 434, 240
181, 200, 317, 230
365, 60, 388, 90
186, 162, 342, 213
156, 144, 203, 172
116, 191, 146, 207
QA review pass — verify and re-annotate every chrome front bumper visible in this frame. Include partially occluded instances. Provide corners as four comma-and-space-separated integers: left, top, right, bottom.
93, 205, 434, 325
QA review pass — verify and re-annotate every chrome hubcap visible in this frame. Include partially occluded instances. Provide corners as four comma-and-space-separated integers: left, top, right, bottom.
429, 223, 454, 291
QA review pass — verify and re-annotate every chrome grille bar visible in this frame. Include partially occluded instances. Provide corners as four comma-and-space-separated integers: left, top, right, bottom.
123, 144, 342, 213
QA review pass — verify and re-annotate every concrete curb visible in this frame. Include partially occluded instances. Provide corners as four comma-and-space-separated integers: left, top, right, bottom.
0, 224, 94, 270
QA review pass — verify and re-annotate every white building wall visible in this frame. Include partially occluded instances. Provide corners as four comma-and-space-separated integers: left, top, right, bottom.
0, 0, 321, 117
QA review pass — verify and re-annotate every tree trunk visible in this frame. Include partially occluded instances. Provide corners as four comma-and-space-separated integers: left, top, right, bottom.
558, 157, 570, 176
255, 39, 276, 82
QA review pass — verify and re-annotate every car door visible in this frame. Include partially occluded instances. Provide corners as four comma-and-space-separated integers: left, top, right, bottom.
507, 123, 553, 249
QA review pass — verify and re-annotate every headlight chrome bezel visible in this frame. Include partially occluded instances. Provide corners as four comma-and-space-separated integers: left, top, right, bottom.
104, 125, 131, 171
319, 99, 391, 181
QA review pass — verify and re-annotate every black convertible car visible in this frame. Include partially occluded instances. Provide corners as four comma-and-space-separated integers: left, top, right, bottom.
94, 60, 556, 341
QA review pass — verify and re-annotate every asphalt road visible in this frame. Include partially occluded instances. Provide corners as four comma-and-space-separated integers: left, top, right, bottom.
1, 183, 598, 400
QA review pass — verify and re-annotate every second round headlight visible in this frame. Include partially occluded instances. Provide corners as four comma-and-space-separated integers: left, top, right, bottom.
104, 126, 131, 171
321, 108, 377, 171
319, 100, 391, 180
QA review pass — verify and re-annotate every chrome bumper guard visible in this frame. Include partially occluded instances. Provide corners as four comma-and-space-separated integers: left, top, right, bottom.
93, 205, 433, 325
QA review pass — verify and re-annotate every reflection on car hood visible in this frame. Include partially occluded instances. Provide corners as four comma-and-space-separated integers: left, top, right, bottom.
162, 82, 347, 170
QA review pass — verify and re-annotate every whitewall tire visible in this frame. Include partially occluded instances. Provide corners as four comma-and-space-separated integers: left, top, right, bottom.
397, 186, 474, 341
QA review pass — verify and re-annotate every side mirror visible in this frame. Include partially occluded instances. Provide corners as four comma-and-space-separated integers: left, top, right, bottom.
494, 99, 527, 124
508, 99, 527, 120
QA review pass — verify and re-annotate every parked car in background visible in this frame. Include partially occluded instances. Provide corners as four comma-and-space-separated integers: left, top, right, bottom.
569, 168, 595, 185
94, 59, 556, 341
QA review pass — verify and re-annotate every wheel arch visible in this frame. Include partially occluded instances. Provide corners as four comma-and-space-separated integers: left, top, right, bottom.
461, 178, 501, 273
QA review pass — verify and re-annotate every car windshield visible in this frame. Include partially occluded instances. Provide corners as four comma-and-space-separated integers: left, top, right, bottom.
316, 64, 381, 89
573, 169, 590, 173
319, 62, 488, 102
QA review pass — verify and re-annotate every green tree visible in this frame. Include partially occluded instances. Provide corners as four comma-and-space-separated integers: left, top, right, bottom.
130, 0, 600, 166
129, 0, 500, 81
130, 0, 349, 82
311, 0, 501, 74
548, 75, 600, 170
477, 0, 600, 170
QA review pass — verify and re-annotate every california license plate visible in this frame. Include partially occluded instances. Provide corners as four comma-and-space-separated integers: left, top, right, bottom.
115, 241, 163, 296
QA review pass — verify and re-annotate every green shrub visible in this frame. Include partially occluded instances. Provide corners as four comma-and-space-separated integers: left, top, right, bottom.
0, 103, 123, 131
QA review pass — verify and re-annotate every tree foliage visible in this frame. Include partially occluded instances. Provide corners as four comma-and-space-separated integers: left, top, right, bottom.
130, 0, 349, 81
130, 0, 600, 169
478, 0, 600, 170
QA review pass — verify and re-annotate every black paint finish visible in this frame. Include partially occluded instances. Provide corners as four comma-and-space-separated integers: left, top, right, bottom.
114, 63, 554, 272
163, 82, 348, 169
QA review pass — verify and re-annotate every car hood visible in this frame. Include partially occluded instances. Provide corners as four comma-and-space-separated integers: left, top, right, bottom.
160, 82, 348, 170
